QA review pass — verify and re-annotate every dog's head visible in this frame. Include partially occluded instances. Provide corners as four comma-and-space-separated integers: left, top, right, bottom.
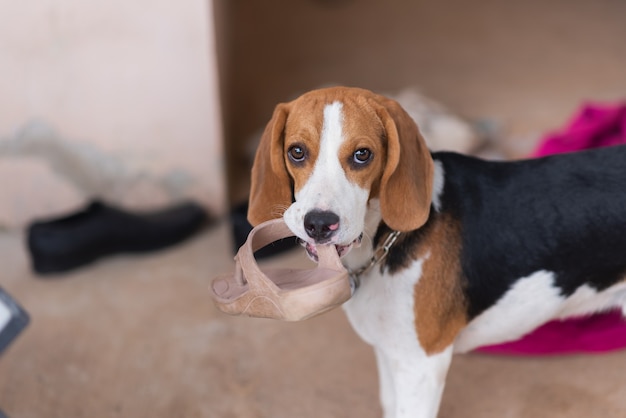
248, 87, 434, 259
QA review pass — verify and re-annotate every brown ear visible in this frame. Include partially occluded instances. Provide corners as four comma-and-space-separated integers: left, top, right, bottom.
247, 103, 293, 226
375, 96, 434, 231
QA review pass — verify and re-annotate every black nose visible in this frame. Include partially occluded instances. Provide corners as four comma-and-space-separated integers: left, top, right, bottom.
303, 210, 340, 242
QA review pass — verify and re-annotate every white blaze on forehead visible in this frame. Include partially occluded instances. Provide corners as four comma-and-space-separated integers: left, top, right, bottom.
320, 101, 344, 155
307, 100, 346, 198
284, 100, 370, 244
294, 101, 347, 205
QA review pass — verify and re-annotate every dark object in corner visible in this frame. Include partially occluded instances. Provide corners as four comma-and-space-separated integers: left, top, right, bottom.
230, 201, 298, 259
27, 200, 208, 275
0, 286, 29, 355
0, 287, 29, 418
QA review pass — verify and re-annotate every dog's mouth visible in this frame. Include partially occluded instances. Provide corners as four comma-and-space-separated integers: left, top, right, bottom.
301, 234, 363, 262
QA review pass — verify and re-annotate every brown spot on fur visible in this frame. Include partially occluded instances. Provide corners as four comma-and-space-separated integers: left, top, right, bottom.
340, 135, 386, 192
413, 214, 468, 355
372, 95, 434, 232
283, 135, 319, 195
282, 102, 324, 194
248, 104, 293, 226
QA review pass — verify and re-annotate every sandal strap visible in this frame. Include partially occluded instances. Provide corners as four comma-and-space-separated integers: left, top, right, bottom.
234, 219, 293, 289
235, 218, 347, 290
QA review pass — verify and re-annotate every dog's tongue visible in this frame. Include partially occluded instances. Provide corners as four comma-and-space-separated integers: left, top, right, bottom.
305, 234, 363, 261
305, 243, 350, 262
305, 242, 329, 262
305, 242, 318, 260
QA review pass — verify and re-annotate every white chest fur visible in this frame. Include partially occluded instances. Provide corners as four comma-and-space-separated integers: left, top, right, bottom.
342, 239, 453, 418
343, 257, 424, 347
341, 198, 428, 350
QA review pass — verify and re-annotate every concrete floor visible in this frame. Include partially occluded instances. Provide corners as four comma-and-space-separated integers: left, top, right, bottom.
3, 0, 626, 417
3, 222, 626, 418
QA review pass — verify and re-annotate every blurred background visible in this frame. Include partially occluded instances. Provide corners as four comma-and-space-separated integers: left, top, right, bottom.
1, 0, 626, 417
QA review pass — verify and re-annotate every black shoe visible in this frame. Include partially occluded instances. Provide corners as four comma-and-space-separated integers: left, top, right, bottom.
230, 201, 298, 259
27, 200, 209, 275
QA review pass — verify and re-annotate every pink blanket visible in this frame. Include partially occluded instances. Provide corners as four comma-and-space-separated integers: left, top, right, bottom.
478, 102, 626, 355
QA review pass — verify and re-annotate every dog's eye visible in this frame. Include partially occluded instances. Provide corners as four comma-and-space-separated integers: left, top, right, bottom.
353, 148, 372, 164
288, 145, 306, 163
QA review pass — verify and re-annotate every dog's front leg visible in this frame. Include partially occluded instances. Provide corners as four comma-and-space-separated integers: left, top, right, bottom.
375, 347, 396, 417
377, 344, 453, 418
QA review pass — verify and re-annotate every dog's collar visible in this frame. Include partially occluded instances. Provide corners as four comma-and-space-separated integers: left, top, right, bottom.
348, 230, 401, 292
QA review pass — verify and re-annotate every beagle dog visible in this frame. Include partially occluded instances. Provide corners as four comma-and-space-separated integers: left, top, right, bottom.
247, 86, 626, 418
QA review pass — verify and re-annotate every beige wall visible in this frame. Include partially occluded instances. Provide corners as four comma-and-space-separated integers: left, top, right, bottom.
0, 0, 225, 228
219, 0, 626, 202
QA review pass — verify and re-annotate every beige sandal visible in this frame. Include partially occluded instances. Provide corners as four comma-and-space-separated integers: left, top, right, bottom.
210, 219, 352, 321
